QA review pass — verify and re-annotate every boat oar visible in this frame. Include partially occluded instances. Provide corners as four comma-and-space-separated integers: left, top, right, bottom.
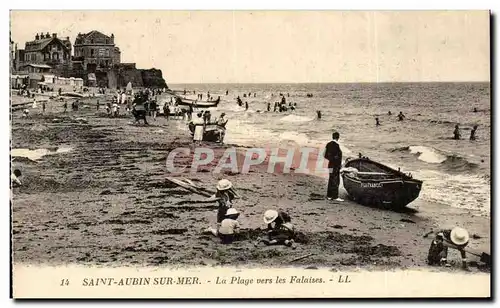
165, 177, 214, 198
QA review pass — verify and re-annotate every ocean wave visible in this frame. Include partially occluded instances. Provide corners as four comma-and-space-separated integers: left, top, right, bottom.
279, 114, 315, 123
391, 145, 478, 172
278, 131, 311, 147
409, 145, 447, 163
414, 170, 490, 217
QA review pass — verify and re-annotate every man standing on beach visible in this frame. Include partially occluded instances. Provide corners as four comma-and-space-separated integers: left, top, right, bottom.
324, 131, 344, 202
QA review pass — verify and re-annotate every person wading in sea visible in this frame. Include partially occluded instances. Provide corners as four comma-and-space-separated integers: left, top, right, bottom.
324, 131, 344, 202
453, 124, 461, 140
397, 111, 405, 121
375, 117, 381, 126
470, 125, 478, 141
317, 110, 322, 119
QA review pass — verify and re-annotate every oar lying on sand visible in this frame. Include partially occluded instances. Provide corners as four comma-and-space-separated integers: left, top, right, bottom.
165, 177, 214, 198
165, 177, 240, 200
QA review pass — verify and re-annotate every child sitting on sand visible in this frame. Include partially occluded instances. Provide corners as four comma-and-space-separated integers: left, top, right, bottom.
426, 227, 469, 270
11, 169, 22, 187
256, 209, 295, 247
206, 208, 241, 244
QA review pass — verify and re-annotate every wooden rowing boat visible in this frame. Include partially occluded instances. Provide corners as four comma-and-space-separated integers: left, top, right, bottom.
341, 157, 423, 209
177, 97, 220, 108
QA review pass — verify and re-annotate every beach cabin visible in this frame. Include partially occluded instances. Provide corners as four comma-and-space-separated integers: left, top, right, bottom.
10, 74, 28, 89
43, 74, 55, 84
27, 73, 44, 88
74, 78, 84, 88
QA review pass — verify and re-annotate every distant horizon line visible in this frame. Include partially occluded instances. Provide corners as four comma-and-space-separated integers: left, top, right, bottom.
168, 81, 490, 85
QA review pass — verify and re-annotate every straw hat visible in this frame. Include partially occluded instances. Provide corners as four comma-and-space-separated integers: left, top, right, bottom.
216, 179, 233, 191
450, 227, 469, 246
225, 208, 239, 216
263, 210, 279, 224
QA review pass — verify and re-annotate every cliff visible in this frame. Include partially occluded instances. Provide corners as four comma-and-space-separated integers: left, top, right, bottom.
105, 65, 168, 89
141, 69, 168, 89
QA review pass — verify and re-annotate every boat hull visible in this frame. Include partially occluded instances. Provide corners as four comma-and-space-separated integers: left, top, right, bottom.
341, 158, 423, 209
177, 100, 219, 108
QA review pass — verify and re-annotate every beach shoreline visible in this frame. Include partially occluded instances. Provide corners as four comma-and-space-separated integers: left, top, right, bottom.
10, 94, 490, 272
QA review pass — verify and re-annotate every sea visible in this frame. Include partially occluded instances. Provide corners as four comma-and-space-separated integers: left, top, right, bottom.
170, 83, 491, 217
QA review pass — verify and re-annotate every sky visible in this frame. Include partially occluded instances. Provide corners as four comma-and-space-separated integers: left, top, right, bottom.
10, 10, 490, 83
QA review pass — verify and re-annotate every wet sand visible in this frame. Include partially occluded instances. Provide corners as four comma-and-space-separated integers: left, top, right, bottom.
11, 95, 490, 272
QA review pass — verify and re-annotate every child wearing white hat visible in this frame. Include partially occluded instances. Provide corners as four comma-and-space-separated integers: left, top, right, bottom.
427, 227, 470, 269
256, 209, 295, 247
206, 208, 241, 244
215, 179, 237, 224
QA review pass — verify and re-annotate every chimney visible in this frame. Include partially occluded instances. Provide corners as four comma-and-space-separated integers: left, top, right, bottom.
35, 33, 40, 40
52, 33, 57, 38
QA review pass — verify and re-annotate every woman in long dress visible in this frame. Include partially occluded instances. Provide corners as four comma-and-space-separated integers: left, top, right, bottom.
193, 112, 204, 144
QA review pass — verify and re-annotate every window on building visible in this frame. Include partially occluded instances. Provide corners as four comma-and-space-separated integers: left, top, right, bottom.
105, 49, 110, 57
91, 49, 94, 56
91, 39, 94, 44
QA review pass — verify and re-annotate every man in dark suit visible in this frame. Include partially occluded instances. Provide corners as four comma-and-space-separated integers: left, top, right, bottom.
324, 131, 344, 201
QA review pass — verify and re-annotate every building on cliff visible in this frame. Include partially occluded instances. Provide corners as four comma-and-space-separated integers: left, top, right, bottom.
12, 30, 167, 89
15, 32, 72, 73
73, 31, 121, 71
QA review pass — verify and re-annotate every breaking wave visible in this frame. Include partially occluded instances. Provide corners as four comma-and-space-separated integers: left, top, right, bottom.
279, 114, 315, 123
391, 145, 478, 172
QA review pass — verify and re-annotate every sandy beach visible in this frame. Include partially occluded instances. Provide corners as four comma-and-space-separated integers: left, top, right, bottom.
11, 93, 490, 272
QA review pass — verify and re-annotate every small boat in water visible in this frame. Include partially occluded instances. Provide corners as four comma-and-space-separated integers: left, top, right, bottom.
177, 97, 220, 108
341, 156, 423, 209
